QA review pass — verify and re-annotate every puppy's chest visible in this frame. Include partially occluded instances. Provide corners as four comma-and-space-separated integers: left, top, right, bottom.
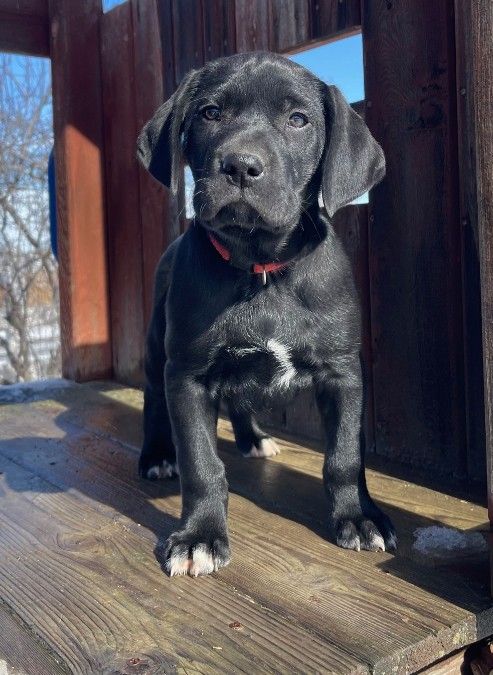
204, 298, 318, 404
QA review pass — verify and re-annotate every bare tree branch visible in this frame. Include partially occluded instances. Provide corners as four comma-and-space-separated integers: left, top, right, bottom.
0, 55, 59, 383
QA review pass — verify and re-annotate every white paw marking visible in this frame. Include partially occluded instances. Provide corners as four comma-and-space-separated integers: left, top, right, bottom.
340, 536, 361, 552
166, 545, 227, 577
190, 544, 215, 577
368, 533, 386, 552
243, 437, 281, 458
166, 552, 192, 577
267, 339, 296, 388
146, 460, 178, 480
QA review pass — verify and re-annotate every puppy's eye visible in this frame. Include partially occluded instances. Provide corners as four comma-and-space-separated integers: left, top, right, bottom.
202, 105, 221, 121
288, 112, 308, 128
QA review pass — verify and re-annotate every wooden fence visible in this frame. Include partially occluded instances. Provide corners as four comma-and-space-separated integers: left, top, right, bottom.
0, 0, 491, 489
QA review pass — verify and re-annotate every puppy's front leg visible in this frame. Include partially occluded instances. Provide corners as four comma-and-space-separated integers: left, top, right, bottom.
316, 356, 397, 552
164, 362, 230, 577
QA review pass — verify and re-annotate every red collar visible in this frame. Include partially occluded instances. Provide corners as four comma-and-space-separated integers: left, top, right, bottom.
208, 233, 287, 284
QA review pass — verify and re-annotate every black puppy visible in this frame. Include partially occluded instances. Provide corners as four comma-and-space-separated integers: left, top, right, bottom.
137, 52, 396, 577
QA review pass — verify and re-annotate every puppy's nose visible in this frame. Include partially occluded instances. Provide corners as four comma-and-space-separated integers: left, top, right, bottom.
221, 153, 264, 186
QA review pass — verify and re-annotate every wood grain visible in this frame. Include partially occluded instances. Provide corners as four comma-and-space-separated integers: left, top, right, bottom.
101, 2, 145, 386
49, 0, 112, 381
454, 0, 486, 483
462, 1, 493, 589
310, 0, 360, 42
0, 382, 492, 673
172, 0, 204, 82
419, 648, 467, 674
0, 0, 47, 14
0, 599, 68, 674
362, 0, 467, 476
270, 0, 310, 52
0, 405, 362, 673
202, 0, 236, 60
132, 0, 177, 328
0, 0, 49, 56
234, 0, 272, 52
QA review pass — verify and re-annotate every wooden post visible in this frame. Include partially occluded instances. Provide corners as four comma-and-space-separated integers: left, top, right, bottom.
101, 2, 145, 385
362, 0, 467, 476
454, 2, 487, 482
462, 2, 493, 589
131, 0, 171, 329
49, 0, 112, 381
0, 0, 50, 56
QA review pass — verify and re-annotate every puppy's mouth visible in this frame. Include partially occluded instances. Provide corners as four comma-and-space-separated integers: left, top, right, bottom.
213, 202, 269, 230
194, 186, 297, 233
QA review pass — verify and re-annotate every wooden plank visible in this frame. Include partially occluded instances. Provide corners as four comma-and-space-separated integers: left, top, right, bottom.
461, 1, 493, 589
310, 0, 360, 42
0, 415, 364, 673
170, 0, 204, 233
49, 0, 112, 381
234, 0, 272, 52
172, 0, 204, 82
156, 0, 185, 255
2, 382, 493, 673
55, 382, 489, 574
0, 600, 68, 674
0, 5, 49, 56
132, 0, 176, 328
156, 0, 176, 99
362, 0, 467, 476
270, 0, 310, 52
0, 0, 47, 14
419, 648, 468, 674
454, 1, 486, 484
101, 3, 145, 385
0, 406, 472, 674
272, 0, 362, 54
202, 0, 236, 60
421, 641, 493, 675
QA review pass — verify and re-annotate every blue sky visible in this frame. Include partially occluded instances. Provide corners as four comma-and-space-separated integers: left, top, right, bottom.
290, 35, 364, 102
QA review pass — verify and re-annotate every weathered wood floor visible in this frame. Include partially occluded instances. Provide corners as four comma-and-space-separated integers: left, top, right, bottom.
0, 381, 491, 674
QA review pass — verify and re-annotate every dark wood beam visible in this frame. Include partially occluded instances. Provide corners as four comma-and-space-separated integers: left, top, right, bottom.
0, 0, 49, 56
463, 1, 493, 592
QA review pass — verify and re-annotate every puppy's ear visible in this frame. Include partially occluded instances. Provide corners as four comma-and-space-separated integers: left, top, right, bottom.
136, 70, 198, 192
322, 85, 385, 217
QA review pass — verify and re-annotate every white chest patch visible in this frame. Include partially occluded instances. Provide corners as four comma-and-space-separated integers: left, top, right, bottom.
267, 339, 296, 388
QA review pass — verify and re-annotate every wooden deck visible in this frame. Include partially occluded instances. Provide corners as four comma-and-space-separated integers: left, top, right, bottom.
0, 381, 491, 674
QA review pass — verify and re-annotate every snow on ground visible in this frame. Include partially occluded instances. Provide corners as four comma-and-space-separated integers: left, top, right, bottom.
0, 378, 74, 403
413, 525, 487, 557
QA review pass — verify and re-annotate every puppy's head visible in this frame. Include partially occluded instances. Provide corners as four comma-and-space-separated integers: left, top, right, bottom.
137, 52, 384, 235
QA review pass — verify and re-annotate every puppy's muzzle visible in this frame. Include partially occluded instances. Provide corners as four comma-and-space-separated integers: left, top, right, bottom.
220, 152, 264, 188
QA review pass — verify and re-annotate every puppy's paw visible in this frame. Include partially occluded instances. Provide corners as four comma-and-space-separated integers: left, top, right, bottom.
243, 437, 280, 458
335, 513, 397, 553
163, 530, 231, 577
144, 460, 179, 481
139, 448, 178, 480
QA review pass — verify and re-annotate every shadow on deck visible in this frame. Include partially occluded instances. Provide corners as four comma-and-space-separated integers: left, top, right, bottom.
0, 380, 491, 674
